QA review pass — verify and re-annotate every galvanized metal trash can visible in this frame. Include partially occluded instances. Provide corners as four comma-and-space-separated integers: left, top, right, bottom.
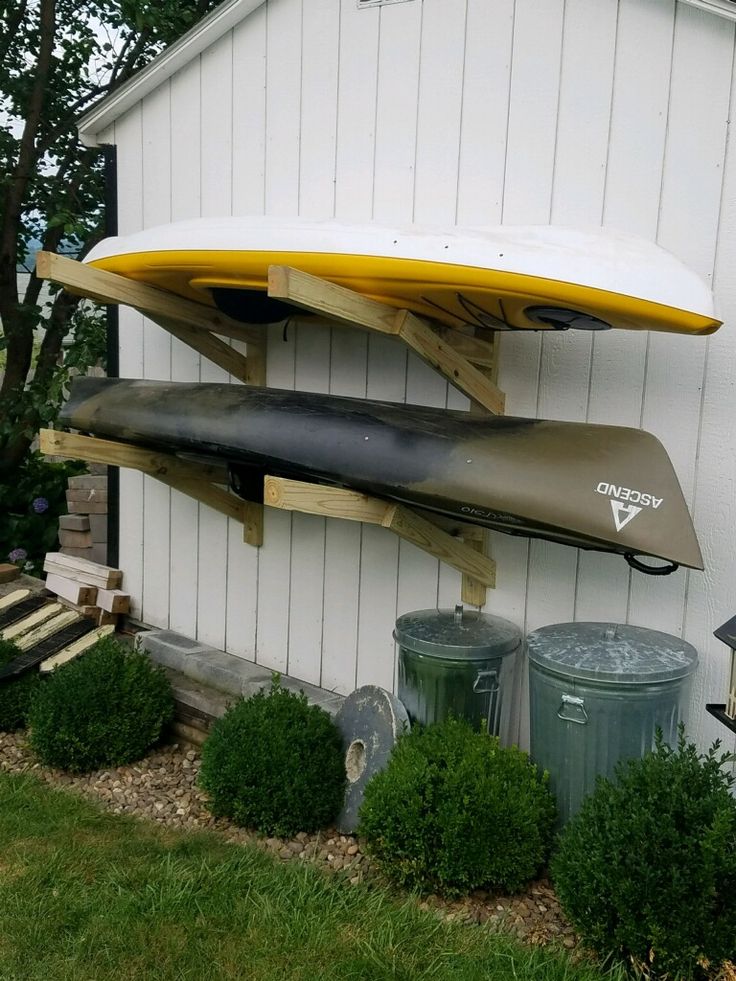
395, 605, 521, 742
526, 622, 698, 826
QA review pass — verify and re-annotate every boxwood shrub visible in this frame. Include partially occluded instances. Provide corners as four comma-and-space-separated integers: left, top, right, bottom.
552, 728, 736, 980
28, 636, 174, 772
0, 638, 41, 731
358, 717, 556, 896
198, 679, 345, 837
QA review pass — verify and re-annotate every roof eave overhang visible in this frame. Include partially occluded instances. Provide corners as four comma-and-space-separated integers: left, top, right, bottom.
77, 0, 266, 147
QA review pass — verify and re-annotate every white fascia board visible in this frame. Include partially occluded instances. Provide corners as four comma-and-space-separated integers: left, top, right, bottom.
77, 0, 266, 147
678, 0, 736, 21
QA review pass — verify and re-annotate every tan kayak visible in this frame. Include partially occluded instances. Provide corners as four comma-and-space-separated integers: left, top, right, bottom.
60, 378, 703, 574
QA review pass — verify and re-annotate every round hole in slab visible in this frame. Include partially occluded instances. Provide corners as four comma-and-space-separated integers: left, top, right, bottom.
345, 739, 367, 783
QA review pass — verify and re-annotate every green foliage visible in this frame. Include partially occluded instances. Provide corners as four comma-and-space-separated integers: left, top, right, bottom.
0, 770, 628, 981
0, 0, 221, 479
199, 679, 346, 837
0, 451, 84, 574
358, 717, 557, 897
28, 636, 174, 773
0, 638, 40, 731
551, 728, 736, 980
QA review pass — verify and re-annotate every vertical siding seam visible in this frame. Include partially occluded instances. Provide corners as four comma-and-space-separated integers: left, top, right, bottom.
453, 0, 470, 225
262, 2, 269, 212
194, 54, 203, 643
354, 524, 364, 692
230, 27, 235, 216
296, 0, 305, 215
575, 0, 621, 623
370, 6, 381, 218
167, 78, 174, 630
500, 0, 518, 223
331, 0, 342, 218
600, 0, 622, 224
549, 0, 568, 221
410, 0, 426, 222
138, 107, 147, 624
681, 27, 736, 640
626, 4, 677, 626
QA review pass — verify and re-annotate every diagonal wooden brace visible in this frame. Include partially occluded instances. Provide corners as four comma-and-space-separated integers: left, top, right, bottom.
35, 251, 259, 384
39, 429, 263, 547
264, 475, 495, 589
267, 265, 505, 415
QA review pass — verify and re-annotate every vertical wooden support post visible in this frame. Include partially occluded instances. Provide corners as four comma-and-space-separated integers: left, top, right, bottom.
462, 331, 501, 607
242, 332, 268, 546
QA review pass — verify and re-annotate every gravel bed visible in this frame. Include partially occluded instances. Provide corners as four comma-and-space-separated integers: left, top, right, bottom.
0, 731, 578, 949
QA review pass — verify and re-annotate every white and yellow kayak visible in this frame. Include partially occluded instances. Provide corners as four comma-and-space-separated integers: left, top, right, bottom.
84, 217, 720, 334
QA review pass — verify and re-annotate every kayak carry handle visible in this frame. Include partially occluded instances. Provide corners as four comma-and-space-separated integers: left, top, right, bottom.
625, 553, 679, 576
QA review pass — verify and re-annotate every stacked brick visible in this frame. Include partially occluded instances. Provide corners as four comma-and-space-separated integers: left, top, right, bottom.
58, 473, 108, 566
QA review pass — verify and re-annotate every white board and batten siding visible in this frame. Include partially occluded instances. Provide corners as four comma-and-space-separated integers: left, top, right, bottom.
96, 0, 736, 763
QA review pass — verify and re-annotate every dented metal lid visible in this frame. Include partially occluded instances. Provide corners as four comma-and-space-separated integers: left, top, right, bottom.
394, 605, 521, 660
526, 621, 698, 685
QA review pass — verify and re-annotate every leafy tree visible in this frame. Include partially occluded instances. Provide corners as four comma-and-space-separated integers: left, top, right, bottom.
0, 0, 220, 481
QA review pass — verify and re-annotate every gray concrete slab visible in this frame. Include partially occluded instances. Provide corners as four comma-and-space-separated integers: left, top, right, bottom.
137, 629, 345, 716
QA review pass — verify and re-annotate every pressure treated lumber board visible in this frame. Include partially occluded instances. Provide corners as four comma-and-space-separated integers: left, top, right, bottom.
35, 251, 261, 344
96, 589, 131, 614
264, 475, 496, 588
40, 430, 263, 548
43, 553, 122, 589
267, 265, 505, 415
45, 574, 98, 606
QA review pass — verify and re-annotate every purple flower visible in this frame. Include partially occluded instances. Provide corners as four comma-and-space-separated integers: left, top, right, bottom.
32, 497, 49, 514
8, 548, 27, 565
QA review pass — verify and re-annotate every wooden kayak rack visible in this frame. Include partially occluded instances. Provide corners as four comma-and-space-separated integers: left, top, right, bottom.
36, 251, 506, 606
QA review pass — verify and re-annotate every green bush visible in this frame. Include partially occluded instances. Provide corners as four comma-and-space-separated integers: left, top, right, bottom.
0, 639, 41, 731
358, 717, 556, 896
28, 637, 174, 772
198, 679, 345, 837
0, 451, 85, 575
551, 728, 736, 980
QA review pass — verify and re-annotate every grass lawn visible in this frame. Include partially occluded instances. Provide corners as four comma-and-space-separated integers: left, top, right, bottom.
0, 771, 626, 981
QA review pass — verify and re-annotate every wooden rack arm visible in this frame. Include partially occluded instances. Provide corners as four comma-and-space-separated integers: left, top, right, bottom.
39, 429, 263, 548
35, 251, 263, 345
268, 264, 504, 415
268, 265, 401, 335
265, 475, 495, 589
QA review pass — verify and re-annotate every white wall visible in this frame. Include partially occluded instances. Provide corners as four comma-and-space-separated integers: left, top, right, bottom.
105, 0, 736, 763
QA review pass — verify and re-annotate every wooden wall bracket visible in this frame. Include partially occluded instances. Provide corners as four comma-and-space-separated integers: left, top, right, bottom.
40, 429, 263, 547
267, 265, 505, 415
36, 251, 509, 604
265, 475, 496, 591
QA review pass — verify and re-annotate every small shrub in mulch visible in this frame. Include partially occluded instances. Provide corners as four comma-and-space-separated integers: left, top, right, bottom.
198, 678, 346, 837
552, 727, 736, 981
358, 716, 556, 897
27, 636, 174, 773
0, 638, 41, 732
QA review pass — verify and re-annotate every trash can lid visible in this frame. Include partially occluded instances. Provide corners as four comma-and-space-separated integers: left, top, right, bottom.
394, 605, 521, 660
525, 622, 698, 684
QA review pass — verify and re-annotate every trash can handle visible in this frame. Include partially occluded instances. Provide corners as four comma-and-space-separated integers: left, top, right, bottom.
473, 670, 500, 736
557, 693, 588, 725
473, 669, 499, 694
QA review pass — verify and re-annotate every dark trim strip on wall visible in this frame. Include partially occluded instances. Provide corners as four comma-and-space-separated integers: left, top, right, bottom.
103, 144, 120, 570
